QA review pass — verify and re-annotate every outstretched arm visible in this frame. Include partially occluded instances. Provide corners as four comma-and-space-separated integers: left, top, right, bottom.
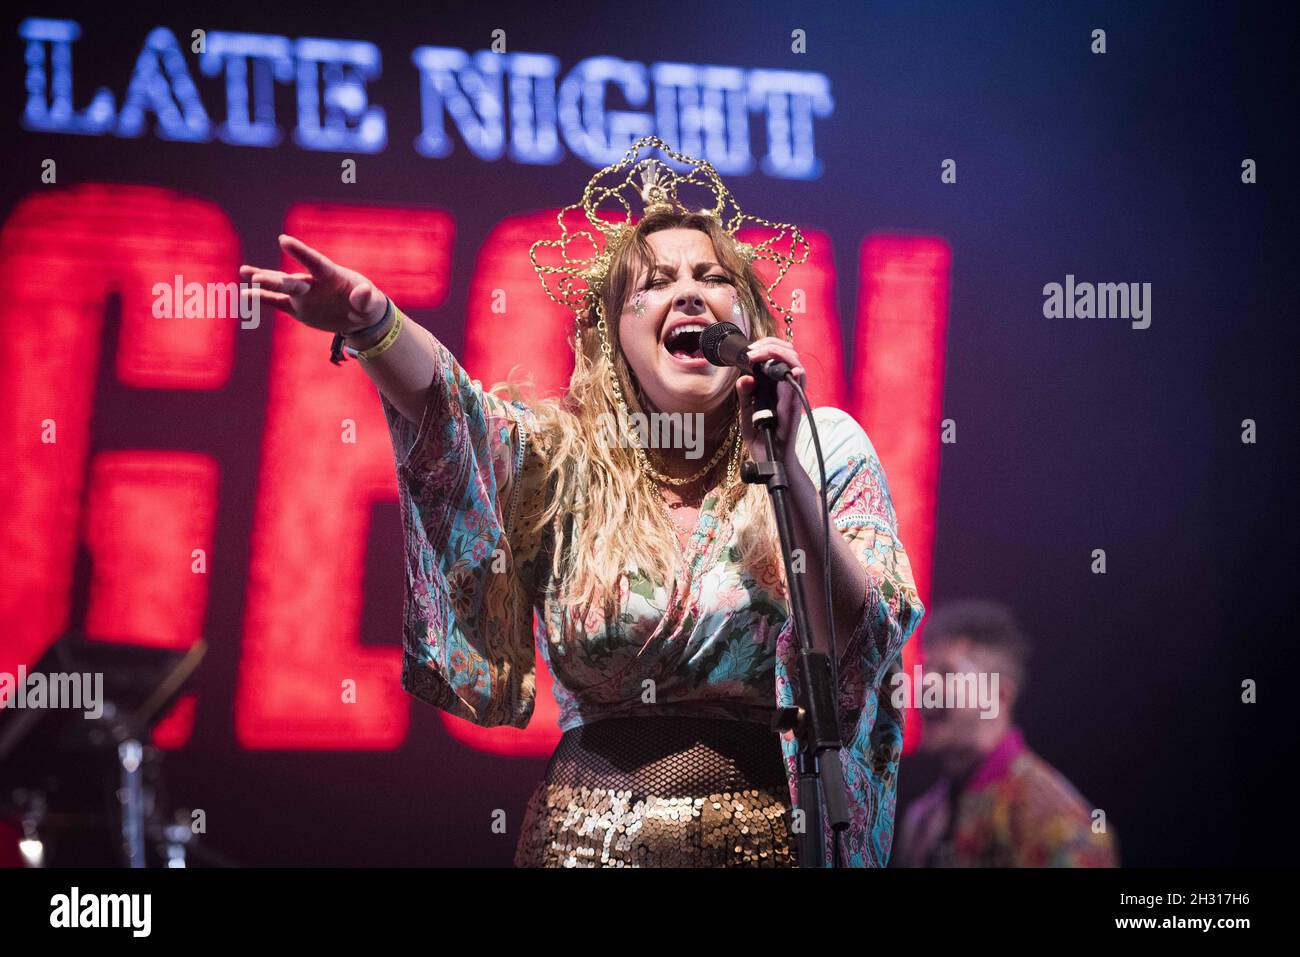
241, 233, 547, 727
240, 233, 440, 425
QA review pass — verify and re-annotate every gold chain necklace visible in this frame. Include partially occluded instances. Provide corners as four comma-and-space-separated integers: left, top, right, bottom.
650, 425, 745, 561
640, 418, 739, 486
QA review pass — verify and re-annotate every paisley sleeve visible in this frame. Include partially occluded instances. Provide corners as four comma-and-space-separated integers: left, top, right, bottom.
780, 406, 926, 866
378, 308, 551, 728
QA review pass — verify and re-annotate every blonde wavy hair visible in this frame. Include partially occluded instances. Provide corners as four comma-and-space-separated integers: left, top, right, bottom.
489, 209, 785, 619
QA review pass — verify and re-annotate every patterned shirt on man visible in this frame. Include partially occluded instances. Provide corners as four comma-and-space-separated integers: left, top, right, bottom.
897, 727, 1118, 867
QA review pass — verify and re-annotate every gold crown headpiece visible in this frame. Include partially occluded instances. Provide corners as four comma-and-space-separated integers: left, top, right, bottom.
529, 135, 808, 342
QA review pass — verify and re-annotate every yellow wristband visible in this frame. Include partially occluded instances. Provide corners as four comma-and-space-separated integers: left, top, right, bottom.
357, 308, 404, 361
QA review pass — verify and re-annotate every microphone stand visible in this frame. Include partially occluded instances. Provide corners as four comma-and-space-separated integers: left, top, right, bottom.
742, 371, 851, 868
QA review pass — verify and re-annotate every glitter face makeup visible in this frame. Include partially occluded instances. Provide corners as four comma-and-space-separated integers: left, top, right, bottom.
729, 288, 748, 333
631, 290, 648, 318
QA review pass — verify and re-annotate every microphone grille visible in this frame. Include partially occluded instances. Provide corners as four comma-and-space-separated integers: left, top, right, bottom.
700, 321, 741, 364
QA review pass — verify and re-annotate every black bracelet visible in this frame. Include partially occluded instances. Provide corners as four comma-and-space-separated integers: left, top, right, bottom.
329, 297, 393, 365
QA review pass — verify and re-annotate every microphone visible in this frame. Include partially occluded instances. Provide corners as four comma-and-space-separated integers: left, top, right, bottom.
699, 321, 791, 382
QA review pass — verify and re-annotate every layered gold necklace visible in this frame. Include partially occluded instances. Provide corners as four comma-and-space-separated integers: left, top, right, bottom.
642, 411, 746, 560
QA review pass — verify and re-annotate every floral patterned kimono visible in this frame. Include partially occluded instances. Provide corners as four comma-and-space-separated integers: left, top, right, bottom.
380, 307, 925, 867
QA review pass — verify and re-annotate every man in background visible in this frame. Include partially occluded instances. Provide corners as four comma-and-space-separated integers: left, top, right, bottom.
895, 600, 1118, 867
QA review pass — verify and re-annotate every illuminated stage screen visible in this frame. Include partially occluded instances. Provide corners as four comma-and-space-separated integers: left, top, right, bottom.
0, 1, 1287, 869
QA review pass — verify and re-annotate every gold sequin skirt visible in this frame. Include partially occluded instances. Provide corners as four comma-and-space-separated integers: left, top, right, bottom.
513, 715, 796, 868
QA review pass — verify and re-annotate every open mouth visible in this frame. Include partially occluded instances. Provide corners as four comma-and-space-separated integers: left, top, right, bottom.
663, 326, 706, 361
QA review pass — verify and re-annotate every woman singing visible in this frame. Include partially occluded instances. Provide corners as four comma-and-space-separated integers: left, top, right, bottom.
240, 137, 924, 867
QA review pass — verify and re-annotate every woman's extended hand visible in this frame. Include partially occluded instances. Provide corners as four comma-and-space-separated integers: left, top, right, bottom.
239, 234, 388, 336
734, 336, 808, 466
